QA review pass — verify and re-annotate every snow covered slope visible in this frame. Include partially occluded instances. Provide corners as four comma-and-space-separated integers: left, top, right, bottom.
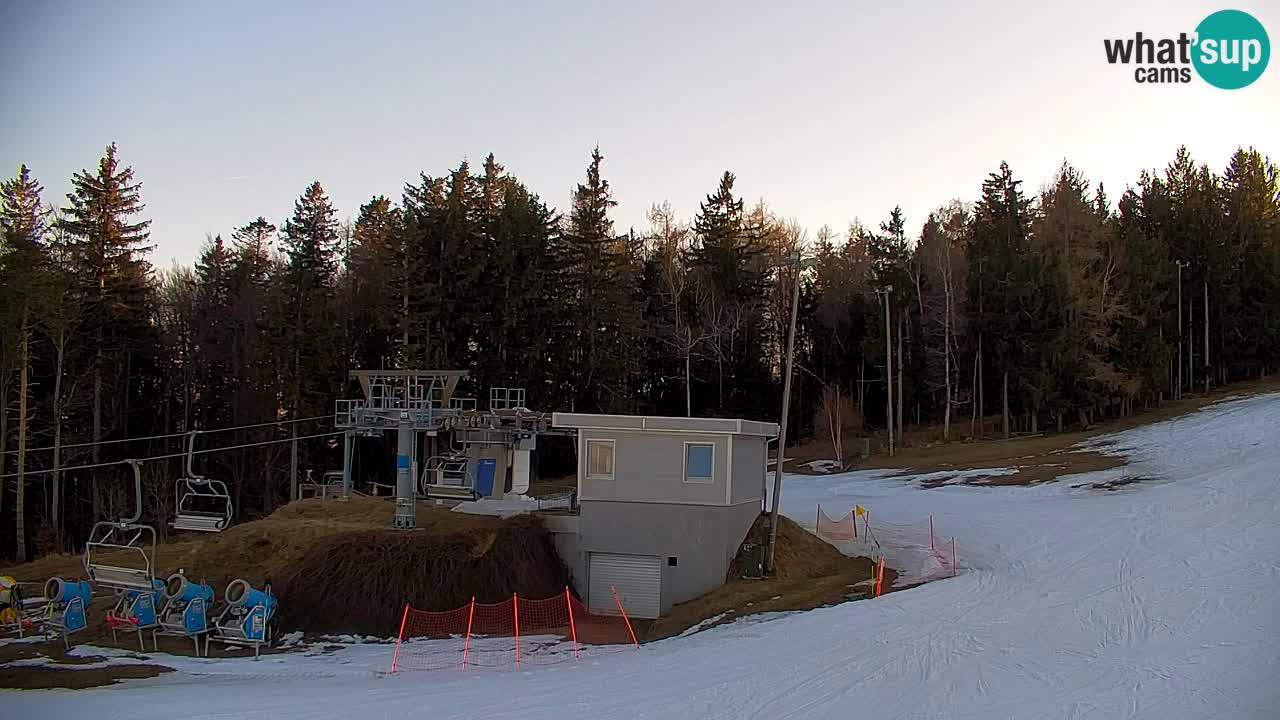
11, 393, 1280, 719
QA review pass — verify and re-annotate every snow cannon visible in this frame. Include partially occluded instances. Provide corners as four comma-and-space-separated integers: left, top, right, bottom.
225, 579, 275, 615
44, 577, 93, 607
164, 573, 214, 605
42, 577, 90, 645
209, 579, 278, 657
224, 580, 276, 640
156, 573, 211, 653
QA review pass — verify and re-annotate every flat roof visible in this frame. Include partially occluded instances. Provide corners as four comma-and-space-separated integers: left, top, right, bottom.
551, 413, 779, 438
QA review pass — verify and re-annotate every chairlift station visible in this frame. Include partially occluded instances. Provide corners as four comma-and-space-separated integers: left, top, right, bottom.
334, 368, 780, 620
334, 369, 572, 528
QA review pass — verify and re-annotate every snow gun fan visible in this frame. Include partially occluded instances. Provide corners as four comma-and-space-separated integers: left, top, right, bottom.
40, 577, 92, 648
83, 459, 164, 651
155, 572, 214, 655
209, 579, 278, 659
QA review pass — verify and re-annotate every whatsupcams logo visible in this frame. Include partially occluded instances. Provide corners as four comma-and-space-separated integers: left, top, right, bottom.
1104, 9, 1270, 88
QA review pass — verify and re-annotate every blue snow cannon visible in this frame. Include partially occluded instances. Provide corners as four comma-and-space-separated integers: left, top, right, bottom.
164, 573, 214, 605
44, 577, 93, 607
225, 579, 276, 641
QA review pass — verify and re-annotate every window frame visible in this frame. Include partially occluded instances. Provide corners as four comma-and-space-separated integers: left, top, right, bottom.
585, 438, 616, 481
682, 441, 716, 484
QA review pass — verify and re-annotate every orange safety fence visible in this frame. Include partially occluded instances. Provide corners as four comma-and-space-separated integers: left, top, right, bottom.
815, 504, 858, 541
391, 587, 639, 672
816, 508, 959, 588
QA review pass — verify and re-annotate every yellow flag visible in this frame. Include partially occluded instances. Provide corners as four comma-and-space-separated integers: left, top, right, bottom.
854, 505, 866, 516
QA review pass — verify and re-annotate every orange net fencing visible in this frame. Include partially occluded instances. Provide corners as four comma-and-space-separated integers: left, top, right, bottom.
815, 505, 959, 589
391, 588, 639, 672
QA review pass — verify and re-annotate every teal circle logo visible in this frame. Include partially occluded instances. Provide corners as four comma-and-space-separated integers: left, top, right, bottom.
1192, 10, 1270, 89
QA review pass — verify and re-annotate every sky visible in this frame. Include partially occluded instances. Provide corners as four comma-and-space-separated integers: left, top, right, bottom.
2, 0, 1277, 268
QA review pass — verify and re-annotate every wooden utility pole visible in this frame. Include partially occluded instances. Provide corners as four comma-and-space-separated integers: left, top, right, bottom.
15, 328, 30, 562
766, 251, 806, 573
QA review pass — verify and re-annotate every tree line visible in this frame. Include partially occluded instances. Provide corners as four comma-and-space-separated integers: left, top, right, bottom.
2, 142, 1277, 561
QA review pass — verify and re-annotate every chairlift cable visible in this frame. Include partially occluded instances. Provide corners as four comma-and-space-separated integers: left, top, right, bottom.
0, 430, 343, 479
2, 414, 332, 456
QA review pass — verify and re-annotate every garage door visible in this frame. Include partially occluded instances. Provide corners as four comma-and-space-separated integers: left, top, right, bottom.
588, 552, 662, 619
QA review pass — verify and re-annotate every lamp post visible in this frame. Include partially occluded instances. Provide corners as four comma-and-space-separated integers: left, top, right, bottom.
766, 248, 816, 574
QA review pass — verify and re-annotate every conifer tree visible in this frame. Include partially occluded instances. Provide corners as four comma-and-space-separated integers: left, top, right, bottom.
59, 143, 154, 517
560, 147, 642, 412
1, 165, 51, 560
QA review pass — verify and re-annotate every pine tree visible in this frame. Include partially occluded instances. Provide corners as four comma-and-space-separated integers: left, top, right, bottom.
1220, 148, 1280, 379
560, 147, 642, 412
272, 182, 342, 501
59, 143, 154, 518
345, 196, 403, 370
2, 165, 51, 561
687, 171, 771, 415
193, 235, 236, 428
966, 162, 1033, 436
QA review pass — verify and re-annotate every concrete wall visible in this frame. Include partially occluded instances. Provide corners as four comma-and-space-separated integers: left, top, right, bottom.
567, 499, 760, 613
579, 429, 729, 506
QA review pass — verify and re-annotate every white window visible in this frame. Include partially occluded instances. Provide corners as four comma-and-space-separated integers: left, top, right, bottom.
586, 439, 615, 480
684, 442, 714, 483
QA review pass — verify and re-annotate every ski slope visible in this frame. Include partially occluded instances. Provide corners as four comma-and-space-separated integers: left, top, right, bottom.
10, 393, 1280, 719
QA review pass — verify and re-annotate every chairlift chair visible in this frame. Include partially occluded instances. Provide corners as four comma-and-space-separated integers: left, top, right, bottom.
173, 431, 234, 532
418, 454, 476, 500
83, 459, 164, 650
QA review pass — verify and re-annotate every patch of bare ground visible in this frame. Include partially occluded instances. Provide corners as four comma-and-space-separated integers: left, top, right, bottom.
636, 513, 887, 641
775, 378, 1280, 486
0, 496, 521, 682
0, 662, 173, 689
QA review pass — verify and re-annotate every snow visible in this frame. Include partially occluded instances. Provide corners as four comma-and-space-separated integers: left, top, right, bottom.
802, 459, 844, 473
12, 392, 1280, 718
451, 494, 540, 517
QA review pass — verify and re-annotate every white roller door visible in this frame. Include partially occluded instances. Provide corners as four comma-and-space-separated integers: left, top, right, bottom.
588, 552, 662, 619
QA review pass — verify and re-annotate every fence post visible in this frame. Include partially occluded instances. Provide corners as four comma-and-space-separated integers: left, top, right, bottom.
875, 556, 886, 597
461, 597, 475, 671
816, 503, 820, 531
951, 538, 957, 577
610, 585, 639, 648
390, 603, 410, 673
513, 593, 520, 669
565, 586, 579, 660
929, 514, 935, 551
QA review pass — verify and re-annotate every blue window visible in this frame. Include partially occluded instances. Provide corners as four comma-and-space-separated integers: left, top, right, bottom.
684, 443, 714, 483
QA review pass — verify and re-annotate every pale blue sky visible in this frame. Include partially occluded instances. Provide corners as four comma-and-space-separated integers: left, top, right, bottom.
2, 1, 1276, 266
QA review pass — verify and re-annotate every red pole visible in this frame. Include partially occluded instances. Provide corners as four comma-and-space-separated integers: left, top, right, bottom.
513, 593, 520, 669
565, 586, 579, 660
611, 585, 639, 648
461, 597, 475, 671
951, 538, 957, 577
875, 556, 885, 597
390, 603, 410, 673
